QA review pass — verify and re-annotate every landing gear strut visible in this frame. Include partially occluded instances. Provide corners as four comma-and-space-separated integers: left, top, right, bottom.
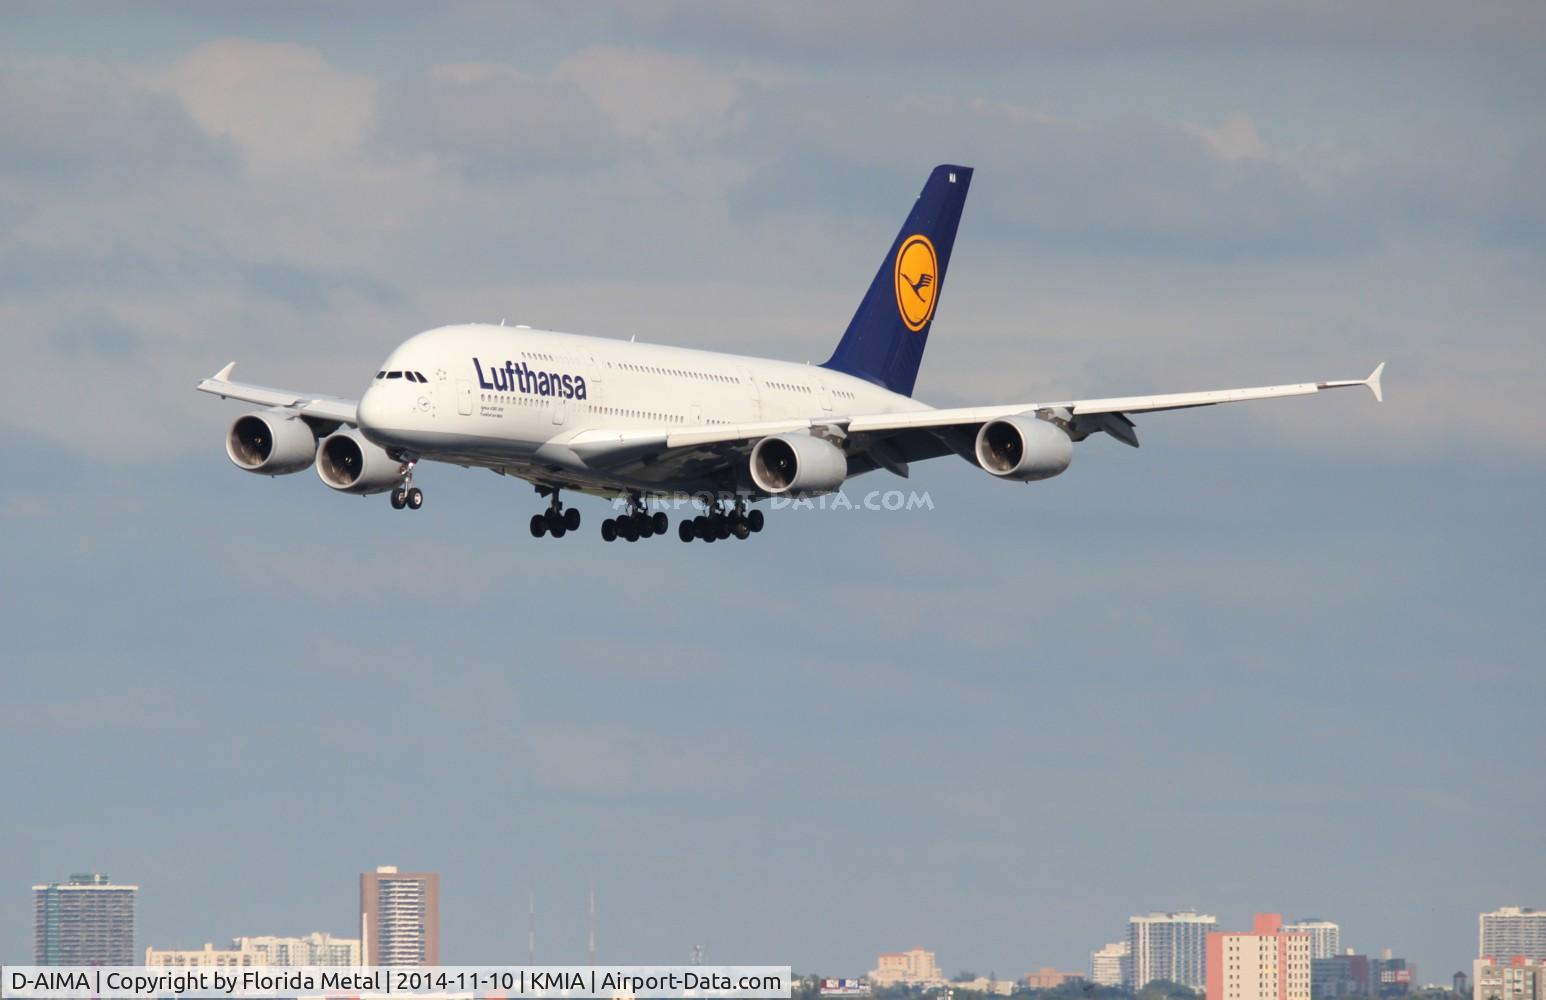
389, 461, 423, 511
601, 496, 669, 543
680, 497, 764, 543
530, 488, 581, 538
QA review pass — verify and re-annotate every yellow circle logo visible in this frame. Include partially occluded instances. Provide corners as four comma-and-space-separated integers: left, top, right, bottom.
894, 234, 938, 332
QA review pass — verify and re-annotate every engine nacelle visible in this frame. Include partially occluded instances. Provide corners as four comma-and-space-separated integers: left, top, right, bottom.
974, 416, 1073, 481
315, 428, 405, 495
226, 410, 318, 475
749, 433, 848, 496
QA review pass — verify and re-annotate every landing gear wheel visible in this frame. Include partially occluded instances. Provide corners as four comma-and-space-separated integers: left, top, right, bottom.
693, 515, 709, 538
733, 520, 751, 540
748, 509, 765, 532
390, 487, 407, 510
714, 517, 731, 540
406, 487, 423, 510
619, 518, 639, 542
601, 519, 617, 542
652, 511, 669, 535
536, 487, 578, 540
636, 513, 654, 538
678, 520, 694, 542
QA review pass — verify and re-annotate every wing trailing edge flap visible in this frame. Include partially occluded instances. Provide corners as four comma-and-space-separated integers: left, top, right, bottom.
1068, 410, 1140, 448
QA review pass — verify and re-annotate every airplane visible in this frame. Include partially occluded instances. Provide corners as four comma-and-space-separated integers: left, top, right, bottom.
198, 164, 1384, 544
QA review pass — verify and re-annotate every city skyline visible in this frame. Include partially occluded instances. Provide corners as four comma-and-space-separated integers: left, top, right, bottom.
23, 869, 1529, 986
2, 0, 1542, 984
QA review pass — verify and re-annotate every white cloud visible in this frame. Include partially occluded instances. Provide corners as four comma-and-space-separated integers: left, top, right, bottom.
552, 45, 741, 143
1182, 111, 1269, 162
0, 59, 227, 178
158, 39, 379, 173
382, 62, 617, 172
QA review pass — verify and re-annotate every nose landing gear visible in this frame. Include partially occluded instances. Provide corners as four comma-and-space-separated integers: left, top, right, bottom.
389, 462, 423, 511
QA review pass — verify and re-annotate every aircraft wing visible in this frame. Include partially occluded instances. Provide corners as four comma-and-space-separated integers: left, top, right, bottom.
844, 361, 1385, 437
195, 362, 359, 425
565, 363, 1384, 479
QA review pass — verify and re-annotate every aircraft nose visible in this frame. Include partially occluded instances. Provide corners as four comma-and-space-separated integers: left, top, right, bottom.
356, 384, 391, 442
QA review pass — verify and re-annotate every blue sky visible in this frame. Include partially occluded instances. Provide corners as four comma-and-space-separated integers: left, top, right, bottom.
2, 1, 1543, 982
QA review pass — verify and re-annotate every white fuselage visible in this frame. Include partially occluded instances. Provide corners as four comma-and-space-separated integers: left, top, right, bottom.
355, 324, 930, 497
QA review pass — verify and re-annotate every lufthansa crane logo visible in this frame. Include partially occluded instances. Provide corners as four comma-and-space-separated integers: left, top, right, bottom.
894, 234, 938, 332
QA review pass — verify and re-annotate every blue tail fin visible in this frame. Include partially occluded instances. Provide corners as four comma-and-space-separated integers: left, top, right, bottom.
821, 164, 973, 397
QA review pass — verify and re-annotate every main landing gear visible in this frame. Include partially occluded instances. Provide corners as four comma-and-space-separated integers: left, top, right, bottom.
530, 489, 581, 538
389, 461, 423, 511
678, 498, 764, 543
525, 491, 768, 543
601, 496, 669, 543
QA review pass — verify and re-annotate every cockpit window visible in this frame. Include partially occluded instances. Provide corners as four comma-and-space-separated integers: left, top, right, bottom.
376, 371, 386, 379
413, 371, 428, 383
386, 371, 403, 379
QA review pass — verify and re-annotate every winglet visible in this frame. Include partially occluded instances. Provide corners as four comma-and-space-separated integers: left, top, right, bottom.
1366, 361, 1385, 403
212, 361, 236, 382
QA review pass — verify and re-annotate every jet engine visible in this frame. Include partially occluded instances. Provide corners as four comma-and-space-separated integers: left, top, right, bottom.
315, 428, 405, 495
974, 416, 1073, 481
749, 433, 848, 496
226, 410, 318, 475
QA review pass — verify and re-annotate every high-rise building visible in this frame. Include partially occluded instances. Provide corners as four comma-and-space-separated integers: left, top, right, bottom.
1481, 909, 1546, 963
360, 867, 439, 966
1284, 922, 1341, 961
1092, 941, 1131, 987
1130, 911, 1217, 990
235, 933, 361, 966
1206, 913, 1312, 1000
868, 948, 944, 987
33, 874, 137, 966
1474, 957, 1545, 1000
